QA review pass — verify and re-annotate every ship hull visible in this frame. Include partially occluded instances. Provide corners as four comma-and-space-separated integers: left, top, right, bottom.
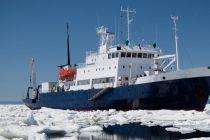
23, 76, 210, 111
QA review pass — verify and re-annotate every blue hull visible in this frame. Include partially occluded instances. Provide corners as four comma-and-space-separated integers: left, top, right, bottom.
23, 76, 210, 111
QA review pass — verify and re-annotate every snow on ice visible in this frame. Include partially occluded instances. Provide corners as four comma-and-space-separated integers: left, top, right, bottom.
1, 104, 210, 139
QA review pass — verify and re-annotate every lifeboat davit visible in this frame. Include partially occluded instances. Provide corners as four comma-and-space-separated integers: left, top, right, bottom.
59, 68, 76, 81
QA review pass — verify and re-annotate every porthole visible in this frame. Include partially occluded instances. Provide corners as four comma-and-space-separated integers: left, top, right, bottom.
163, 76, 166, 80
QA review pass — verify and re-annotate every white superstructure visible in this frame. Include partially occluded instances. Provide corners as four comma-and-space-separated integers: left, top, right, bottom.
41, 9, 180, 93
57, 26, 177, 92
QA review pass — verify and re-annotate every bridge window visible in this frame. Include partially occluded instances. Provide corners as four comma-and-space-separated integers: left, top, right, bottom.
116, 52, 119, 58
138, 53, 142, 58
112, 53, 115, 58
126, 52, 131, 57
143, 53, 147, 58
132, 53, 137, 58
148, 54, 152, 58
121, 52, 126, 57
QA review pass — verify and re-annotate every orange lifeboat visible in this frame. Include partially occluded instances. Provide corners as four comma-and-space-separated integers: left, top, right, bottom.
59, 68, 76, 81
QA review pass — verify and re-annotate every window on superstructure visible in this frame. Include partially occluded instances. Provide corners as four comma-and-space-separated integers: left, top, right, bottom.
123, 65, 125, 69
143, 53, 147, 58
126, 52, 131, 57
132, 53, 137, 58
116, 52, 119, 58
77, 79, 90, 85
121, 52, 126, 57
112, 53, 115, 58
148, 54, 152, 58
151, 54, 154, 58
108, 54, 111, 59
138, 53, 142, 58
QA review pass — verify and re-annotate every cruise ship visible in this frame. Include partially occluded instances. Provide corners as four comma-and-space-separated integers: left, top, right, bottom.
23, 8, 210, 111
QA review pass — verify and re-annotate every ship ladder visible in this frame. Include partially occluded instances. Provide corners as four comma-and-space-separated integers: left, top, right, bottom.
89, 87, 113, 101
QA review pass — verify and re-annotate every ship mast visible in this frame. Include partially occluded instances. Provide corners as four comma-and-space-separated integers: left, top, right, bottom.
120, 7, 136, 44
66, 23, 71, 66
30, 58, 37, 99
171, 16, 180, 71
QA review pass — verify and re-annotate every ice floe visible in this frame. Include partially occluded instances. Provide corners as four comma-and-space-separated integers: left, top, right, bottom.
1, 104, 210, 139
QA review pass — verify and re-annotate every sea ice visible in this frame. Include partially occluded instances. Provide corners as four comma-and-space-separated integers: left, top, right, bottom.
1, 104, 210, 139
28, 133, 48, 140
80, 125, 103, 132
0, 136, 9, 140
24, 111, 37, 126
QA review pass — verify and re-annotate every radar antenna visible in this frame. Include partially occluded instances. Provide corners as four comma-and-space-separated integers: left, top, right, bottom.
121, 7, 136, 44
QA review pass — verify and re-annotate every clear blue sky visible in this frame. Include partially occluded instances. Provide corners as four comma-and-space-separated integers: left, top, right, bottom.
0, 0, 210, 101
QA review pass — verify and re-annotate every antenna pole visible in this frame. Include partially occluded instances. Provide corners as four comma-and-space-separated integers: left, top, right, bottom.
171, 16, 180, 71
66, 23, 70, 66
121, 7, 136, 43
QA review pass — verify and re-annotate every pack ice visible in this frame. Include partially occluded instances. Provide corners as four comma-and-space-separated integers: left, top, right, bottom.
1, 104, 210, 139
